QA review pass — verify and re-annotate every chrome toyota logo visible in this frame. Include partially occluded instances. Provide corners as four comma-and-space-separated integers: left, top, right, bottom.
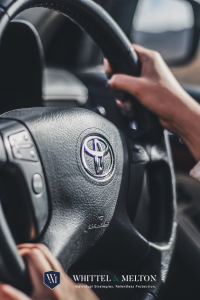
81, 136, 114, 179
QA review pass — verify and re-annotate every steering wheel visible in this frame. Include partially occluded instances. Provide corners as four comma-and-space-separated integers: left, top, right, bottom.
0, 1, 176, 300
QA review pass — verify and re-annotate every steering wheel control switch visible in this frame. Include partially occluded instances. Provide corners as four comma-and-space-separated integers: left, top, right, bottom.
9, 130, 38, 162
0, 120, 49, 242
93, 105, 106, 117
129, 120, 138, 130
9, 130, 32, 145
131, 145, 149, 163
32, 173, 43, 194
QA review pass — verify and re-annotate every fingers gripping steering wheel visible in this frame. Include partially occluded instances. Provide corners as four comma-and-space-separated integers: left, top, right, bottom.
0, 1, 176, 300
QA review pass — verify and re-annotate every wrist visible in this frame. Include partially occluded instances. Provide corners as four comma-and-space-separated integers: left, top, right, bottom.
159, 91, 200, 161
173, 97, 200, 161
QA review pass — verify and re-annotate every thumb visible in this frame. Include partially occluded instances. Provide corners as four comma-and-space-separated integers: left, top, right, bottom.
0, 284, 31, 300
108, 74, 142, 97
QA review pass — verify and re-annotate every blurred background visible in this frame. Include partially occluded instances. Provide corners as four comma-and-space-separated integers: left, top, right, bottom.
132, 0, 200, 86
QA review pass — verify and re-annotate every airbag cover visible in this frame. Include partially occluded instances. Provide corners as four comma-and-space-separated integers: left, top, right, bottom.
1, 107, 126, 268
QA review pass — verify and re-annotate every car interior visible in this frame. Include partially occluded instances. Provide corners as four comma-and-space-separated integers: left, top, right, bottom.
0, 0, 200, 299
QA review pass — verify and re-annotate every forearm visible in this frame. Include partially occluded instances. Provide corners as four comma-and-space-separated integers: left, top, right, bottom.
177, 108, 200, 162
162, 92, 200, 162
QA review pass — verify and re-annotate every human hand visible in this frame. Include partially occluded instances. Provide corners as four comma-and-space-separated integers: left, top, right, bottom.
0, 243, 99, 300
105, 44, 200, 161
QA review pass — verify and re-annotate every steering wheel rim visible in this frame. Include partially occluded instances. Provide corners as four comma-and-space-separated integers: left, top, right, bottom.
0, 1, 176, 300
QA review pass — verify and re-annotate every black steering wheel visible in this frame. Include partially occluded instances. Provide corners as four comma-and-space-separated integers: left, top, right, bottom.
0, 1, 176, 300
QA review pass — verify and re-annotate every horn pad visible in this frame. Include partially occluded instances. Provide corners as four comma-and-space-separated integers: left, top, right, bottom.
2, 107, 127, 267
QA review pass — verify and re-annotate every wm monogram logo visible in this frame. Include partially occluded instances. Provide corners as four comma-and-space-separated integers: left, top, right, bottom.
44, 271, 61, 290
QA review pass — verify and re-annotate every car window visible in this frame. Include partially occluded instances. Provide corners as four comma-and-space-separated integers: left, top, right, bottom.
132, 0, 200, 87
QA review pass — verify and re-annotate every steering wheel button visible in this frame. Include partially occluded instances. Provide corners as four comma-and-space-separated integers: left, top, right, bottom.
12, 148, 22, 159
32, 174, 43, 194
131, 145, 149, 163
9, 137, 16, 147
30, 150, 35, 158
12, 146, 38, 162
23, 134, 29, 141
9, 131, 33, 147
9, 131, 39, 162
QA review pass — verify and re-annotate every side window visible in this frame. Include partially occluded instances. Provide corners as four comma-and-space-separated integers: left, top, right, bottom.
131, 0, 199, 86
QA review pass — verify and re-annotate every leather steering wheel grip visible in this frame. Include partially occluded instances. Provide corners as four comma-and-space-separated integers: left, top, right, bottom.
0, 0, 160, 137
0, 202, 32, 294
0, 0, 140, 76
